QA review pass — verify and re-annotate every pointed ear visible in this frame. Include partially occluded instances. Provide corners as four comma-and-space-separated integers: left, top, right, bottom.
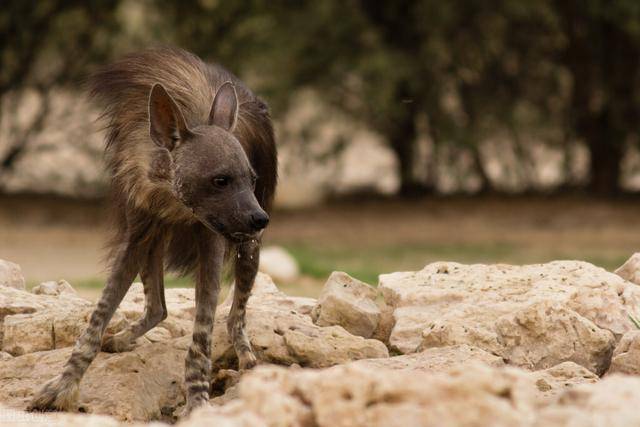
208, 81, 239, 132
148, 83, 190, 151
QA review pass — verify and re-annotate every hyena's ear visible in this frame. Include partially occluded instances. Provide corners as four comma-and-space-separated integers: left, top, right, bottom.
208, 81, 239, 132
148, 83, 191, 151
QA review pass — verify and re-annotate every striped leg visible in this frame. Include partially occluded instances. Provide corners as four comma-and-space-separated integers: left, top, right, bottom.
102, 235, 167, 352
228, 239, 260, 370
184, 234, 224, 414
27, 239, 139, 412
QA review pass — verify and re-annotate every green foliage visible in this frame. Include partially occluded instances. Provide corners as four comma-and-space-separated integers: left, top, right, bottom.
161, 0, 640, 194
2, 0, 640, 195
0, 1, 122, 92
285, 241, 516, 284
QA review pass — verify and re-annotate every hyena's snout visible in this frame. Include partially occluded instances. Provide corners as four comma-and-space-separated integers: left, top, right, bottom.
248, 209, 269, 231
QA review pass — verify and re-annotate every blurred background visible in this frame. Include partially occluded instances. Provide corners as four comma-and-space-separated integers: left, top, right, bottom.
1, 0, 640, 298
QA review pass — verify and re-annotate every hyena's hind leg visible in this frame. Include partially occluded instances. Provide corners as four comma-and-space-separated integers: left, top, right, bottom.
228, 239, 260, 370
27, 239, 140, 412
102, 234, 167, 352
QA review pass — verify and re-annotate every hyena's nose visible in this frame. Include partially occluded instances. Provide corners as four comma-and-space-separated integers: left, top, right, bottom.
249, 211, 270, 231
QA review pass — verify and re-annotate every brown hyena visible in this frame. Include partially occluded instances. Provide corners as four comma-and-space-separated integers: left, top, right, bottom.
27, 47, 277, 414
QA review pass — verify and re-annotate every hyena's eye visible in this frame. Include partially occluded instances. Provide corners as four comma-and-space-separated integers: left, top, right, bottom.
212, 175, 232, 188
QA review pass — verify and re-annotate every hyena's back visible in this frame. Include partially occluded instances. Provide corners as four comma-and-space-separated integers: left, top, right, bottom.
90, 47, 277, 274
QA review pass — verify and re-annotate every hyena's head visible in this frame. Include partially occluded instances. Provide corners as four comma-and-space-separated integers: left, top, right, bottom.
148, 82, 269, 241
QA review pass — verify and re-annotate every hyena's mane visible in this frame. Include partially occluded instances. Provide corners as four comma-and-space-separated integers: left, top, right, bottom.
89, 47, 277, 274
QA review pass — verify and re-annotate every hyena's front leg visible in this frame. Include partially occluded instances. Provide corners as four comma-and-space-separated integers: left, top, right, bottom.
27, 240, 140, 412
228, 239, 260, 370
184, 234, 224, 413
102, 234, 167, 352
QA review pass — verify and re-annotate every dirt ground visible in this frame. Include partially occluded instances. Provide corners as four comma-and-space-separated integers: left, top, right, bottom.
1, 194, 639, 299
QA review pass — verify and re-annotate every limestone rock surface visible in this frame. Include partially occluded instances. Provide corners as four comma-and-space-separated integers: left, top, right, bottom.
0, 260, 25, 290
349, 344, 505, 372
211, 361, 598, 427
210, 273, 388, 369
0, 341, 186, 421
608, 330, 640, 375
3, 258, 640, 426
535, 374, 640, 426
380, 261, 640, 374
311, 271, 381, 338
614, 252, 640, 285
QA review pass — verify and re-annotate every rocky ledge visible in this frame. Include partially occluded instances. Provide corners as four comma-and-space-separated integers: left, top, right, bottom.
2, 256, 640, 426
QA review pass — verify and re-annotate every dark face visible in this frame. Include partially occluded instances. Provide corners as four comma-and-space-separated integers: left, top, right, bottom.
147, 81, 269, 242
174, 126, 269, 241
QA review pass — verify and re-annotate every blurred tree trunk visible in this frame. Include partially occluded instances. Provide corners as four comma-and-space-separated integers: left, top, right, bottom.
469, 144, 490, 193
358, 0, 433, 196
385, 81, 430, 197
459, 83, 491, 193
583, 112, 624, 195
388, 117, 424, 196
568, 26, 627, 196
559, 0, 640, 195
0, 1, 119, 177
0, 1, 63, 173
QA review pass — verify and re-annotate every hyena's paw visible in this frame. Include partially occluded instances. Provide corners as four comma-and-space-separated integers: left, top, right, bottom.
180, 396, 209, 418
238, 351, 257, 370
101, 333, 135, 353
27, 375, 79, 412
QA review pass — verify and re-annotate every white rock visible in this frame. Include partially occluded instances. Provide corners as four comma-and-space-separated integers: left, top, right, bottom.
286, 296, 317, 317
350, 345, 595, 403
7, 262, 640, 426
312, 271, 380, 338
536, 374, 640, 426
229, 361, 599, 427
349, 344, 505, 372
180, 403, 265, 427
32, 279, 77, 296
210, 273, 388, 369
0, 273, 388, 422
283, 325, 388, 367
2, 272, 381, 366
614, 253, 640, 285
0, 285, 124, 356
608, 330, 640, 375
380, 261, 640, 374
492, 301, 615, 374
0, 286, 46, 318
0, 342, 186, 422
258, 246, 299, 282
0, 260, 25, 290
3, 313, 53, 355
527, 362, 599, 405
234, 363, 536, 427
2, 306, 128, 356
